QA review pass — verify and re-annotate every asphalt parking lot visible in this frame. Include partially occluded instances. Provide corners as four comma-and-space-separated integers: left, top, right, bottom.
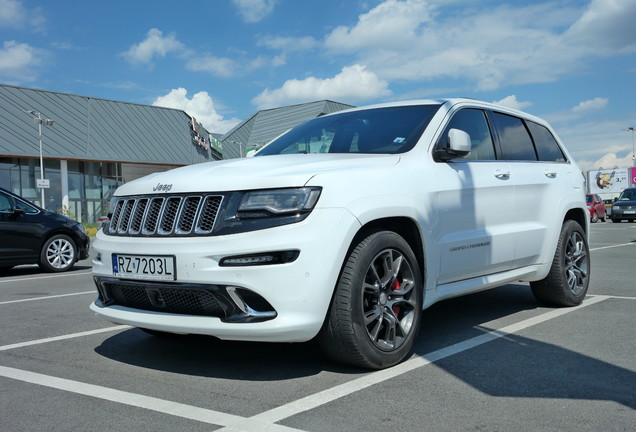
1, 222, 635, 432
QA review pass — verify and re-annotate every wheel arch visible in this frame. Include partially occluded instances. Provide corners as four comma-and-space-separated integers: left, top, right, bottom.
564, 207, 588, 234
351, 216, 426, 282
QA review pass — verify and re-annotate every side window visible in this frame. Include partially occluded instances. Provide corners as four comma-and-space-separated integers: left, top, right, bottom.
14, 198, 38, 214
526, 121, 567, 162
491, 112, 537, 161
438, 109, 496, 160
0, 192, 13, 212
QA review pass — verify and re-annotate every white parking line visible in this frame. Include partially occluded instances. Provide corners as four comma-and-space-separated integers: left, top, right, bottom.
241, 295, 609, 428
0, 325, 131, 351
0, 365, 303, 431
590, 242, 636, 251
0, 291, 95, 305
0, 295, 610, 432
0, 270, 91, 284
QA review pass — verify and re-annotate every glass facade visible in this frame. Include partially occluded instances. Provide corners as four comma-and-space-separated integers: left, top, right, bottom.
0, 157, 122, 224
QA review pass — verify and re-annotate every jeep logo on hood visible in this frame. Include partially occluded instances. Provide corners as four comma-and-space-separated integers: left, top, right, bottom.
153, 183, 173, 192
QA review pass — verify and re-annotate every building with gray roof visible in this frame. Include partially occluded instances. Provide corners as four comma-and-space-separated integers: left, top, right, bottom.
0, 84, 219, 223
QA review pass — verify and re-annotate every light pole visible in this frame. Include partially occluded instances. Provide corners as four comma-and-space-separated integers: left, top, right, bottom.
626, 127, 635, 167
25, 110, 54, 208
230, 140, 244, 158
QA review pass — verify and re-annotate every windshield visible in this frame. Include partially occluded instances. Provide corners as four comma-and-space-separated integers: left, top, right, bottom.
256, 105, 441, 156
618, 189, 636, 201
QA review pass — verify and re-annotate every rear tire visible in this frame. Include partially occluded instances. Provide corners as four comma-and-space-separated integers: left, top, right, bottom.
591, 212, 598, 223
318, 231, 422, 369
530, 220, 589, 307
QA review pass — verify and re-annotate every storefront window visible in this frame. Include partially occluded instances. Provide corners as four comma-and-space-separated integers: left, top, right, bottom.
44, 159, 61, 212
67, 160, 85, 221
0, 157, 123, 223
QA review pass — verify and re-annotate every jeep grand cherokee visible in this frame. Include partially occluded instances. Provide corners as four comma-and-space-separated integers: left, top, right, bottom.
91, 99, 589, 369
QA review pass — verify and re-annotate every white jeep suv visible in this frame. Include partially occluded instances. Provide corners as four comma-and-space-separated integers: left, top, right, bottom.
91, 98, 589, 369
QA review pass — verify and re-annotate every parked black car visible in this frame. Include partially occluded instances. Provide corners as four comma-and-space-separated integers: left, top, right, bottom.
611, 187, 636, 223
0, 187, 90, 272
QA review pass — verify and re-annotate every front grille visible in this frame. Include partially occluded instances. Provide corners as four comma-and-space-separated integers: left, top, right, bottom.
107, 194, 223, 237
93, 277, 277, 322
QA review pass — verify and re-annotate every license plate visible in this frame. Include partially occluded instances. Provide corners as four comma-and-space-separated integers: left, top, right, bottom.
624, 210, 635, 214
112, 254, 176, 281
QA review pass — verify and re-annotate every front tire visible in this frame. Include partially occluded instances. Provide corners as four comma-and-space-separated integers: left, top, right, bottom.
530, 220, 589, 307
318, 231, 422, 369
39, 234, 77, 272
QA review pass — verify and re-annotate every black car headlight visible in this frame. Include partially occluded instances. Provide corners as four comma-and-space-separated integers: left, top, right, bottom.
237, 187, 321, 219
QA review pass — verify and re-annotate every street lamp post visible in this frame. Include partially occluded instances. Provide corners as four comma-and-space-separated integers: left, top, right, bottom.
25, 110, 54, 208
627, 127, 636, 167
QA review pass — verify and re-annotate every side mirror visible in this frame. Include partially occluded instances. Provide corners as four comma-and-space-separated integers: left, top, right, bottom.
13, 207, 25, 216
435, 128, 472, 161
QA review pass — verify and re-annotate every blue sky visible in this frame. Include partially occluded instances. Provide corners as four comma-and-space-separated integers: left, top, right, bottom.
1, 0, 635, 170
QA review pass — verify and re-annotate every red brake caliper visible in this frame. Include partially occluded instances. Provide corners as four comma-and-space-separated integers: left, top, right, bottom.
391, 279, 401, 317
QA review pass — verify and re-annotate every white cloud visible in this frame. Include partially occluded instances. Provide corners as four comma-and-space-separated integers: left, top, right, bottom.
152, 88, 240, 134
576, 153, 634, 173
186, 53, 277, 78
0, 40, 43, 81
565, 0, 636, 54
252, 64, 391, 109
325, 0, 433, 52
572, 97, 608, 113
122, 28, 184, 66
186, 56, 236, 78
232, 0, 280, 23
0, 0, 45, 31
492, 95, 532, 111
320, 0, 636, 91
258, 35, 318, 52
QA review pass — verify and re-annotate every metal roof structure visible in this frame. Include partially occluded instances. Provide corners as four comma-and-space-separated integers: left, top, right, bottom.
221, 100, 354, 159
0, 84, 216, 165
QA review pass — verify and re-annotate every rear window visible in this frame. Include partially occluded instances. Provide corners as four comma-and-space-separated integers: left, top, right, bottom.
256, 105, 441, 156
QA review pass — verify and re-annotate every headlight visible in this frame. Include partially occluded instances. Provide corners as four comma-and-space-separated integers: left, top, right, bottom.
238, 187, 321, 218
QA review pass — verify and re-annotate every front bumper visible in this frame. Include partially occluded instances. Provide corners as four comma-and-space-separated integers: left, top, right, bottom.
611, 206, 636, 221
90, 208, 360, 342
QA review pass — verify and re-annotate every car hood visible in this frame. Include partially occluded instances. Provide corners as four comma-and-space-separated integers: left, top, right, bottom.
114, 153, 401, 196
613, 200, 636, 206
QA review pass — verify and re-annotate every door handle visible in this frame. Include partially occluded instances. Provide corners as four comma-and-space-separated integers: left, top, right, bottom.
544, 170, 557, 178
494, 169, 510, 179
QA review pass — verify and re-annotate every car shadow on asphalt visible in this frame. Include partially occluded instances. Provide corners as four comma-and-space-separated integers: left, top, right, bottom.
93, 283, 635, 409
413, 285, 636, 410
93, 284, 537, 380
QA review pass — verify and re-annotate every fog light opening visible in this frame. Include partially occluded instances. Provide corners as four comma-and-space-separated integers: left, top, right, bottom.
226, 286, 277, 322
